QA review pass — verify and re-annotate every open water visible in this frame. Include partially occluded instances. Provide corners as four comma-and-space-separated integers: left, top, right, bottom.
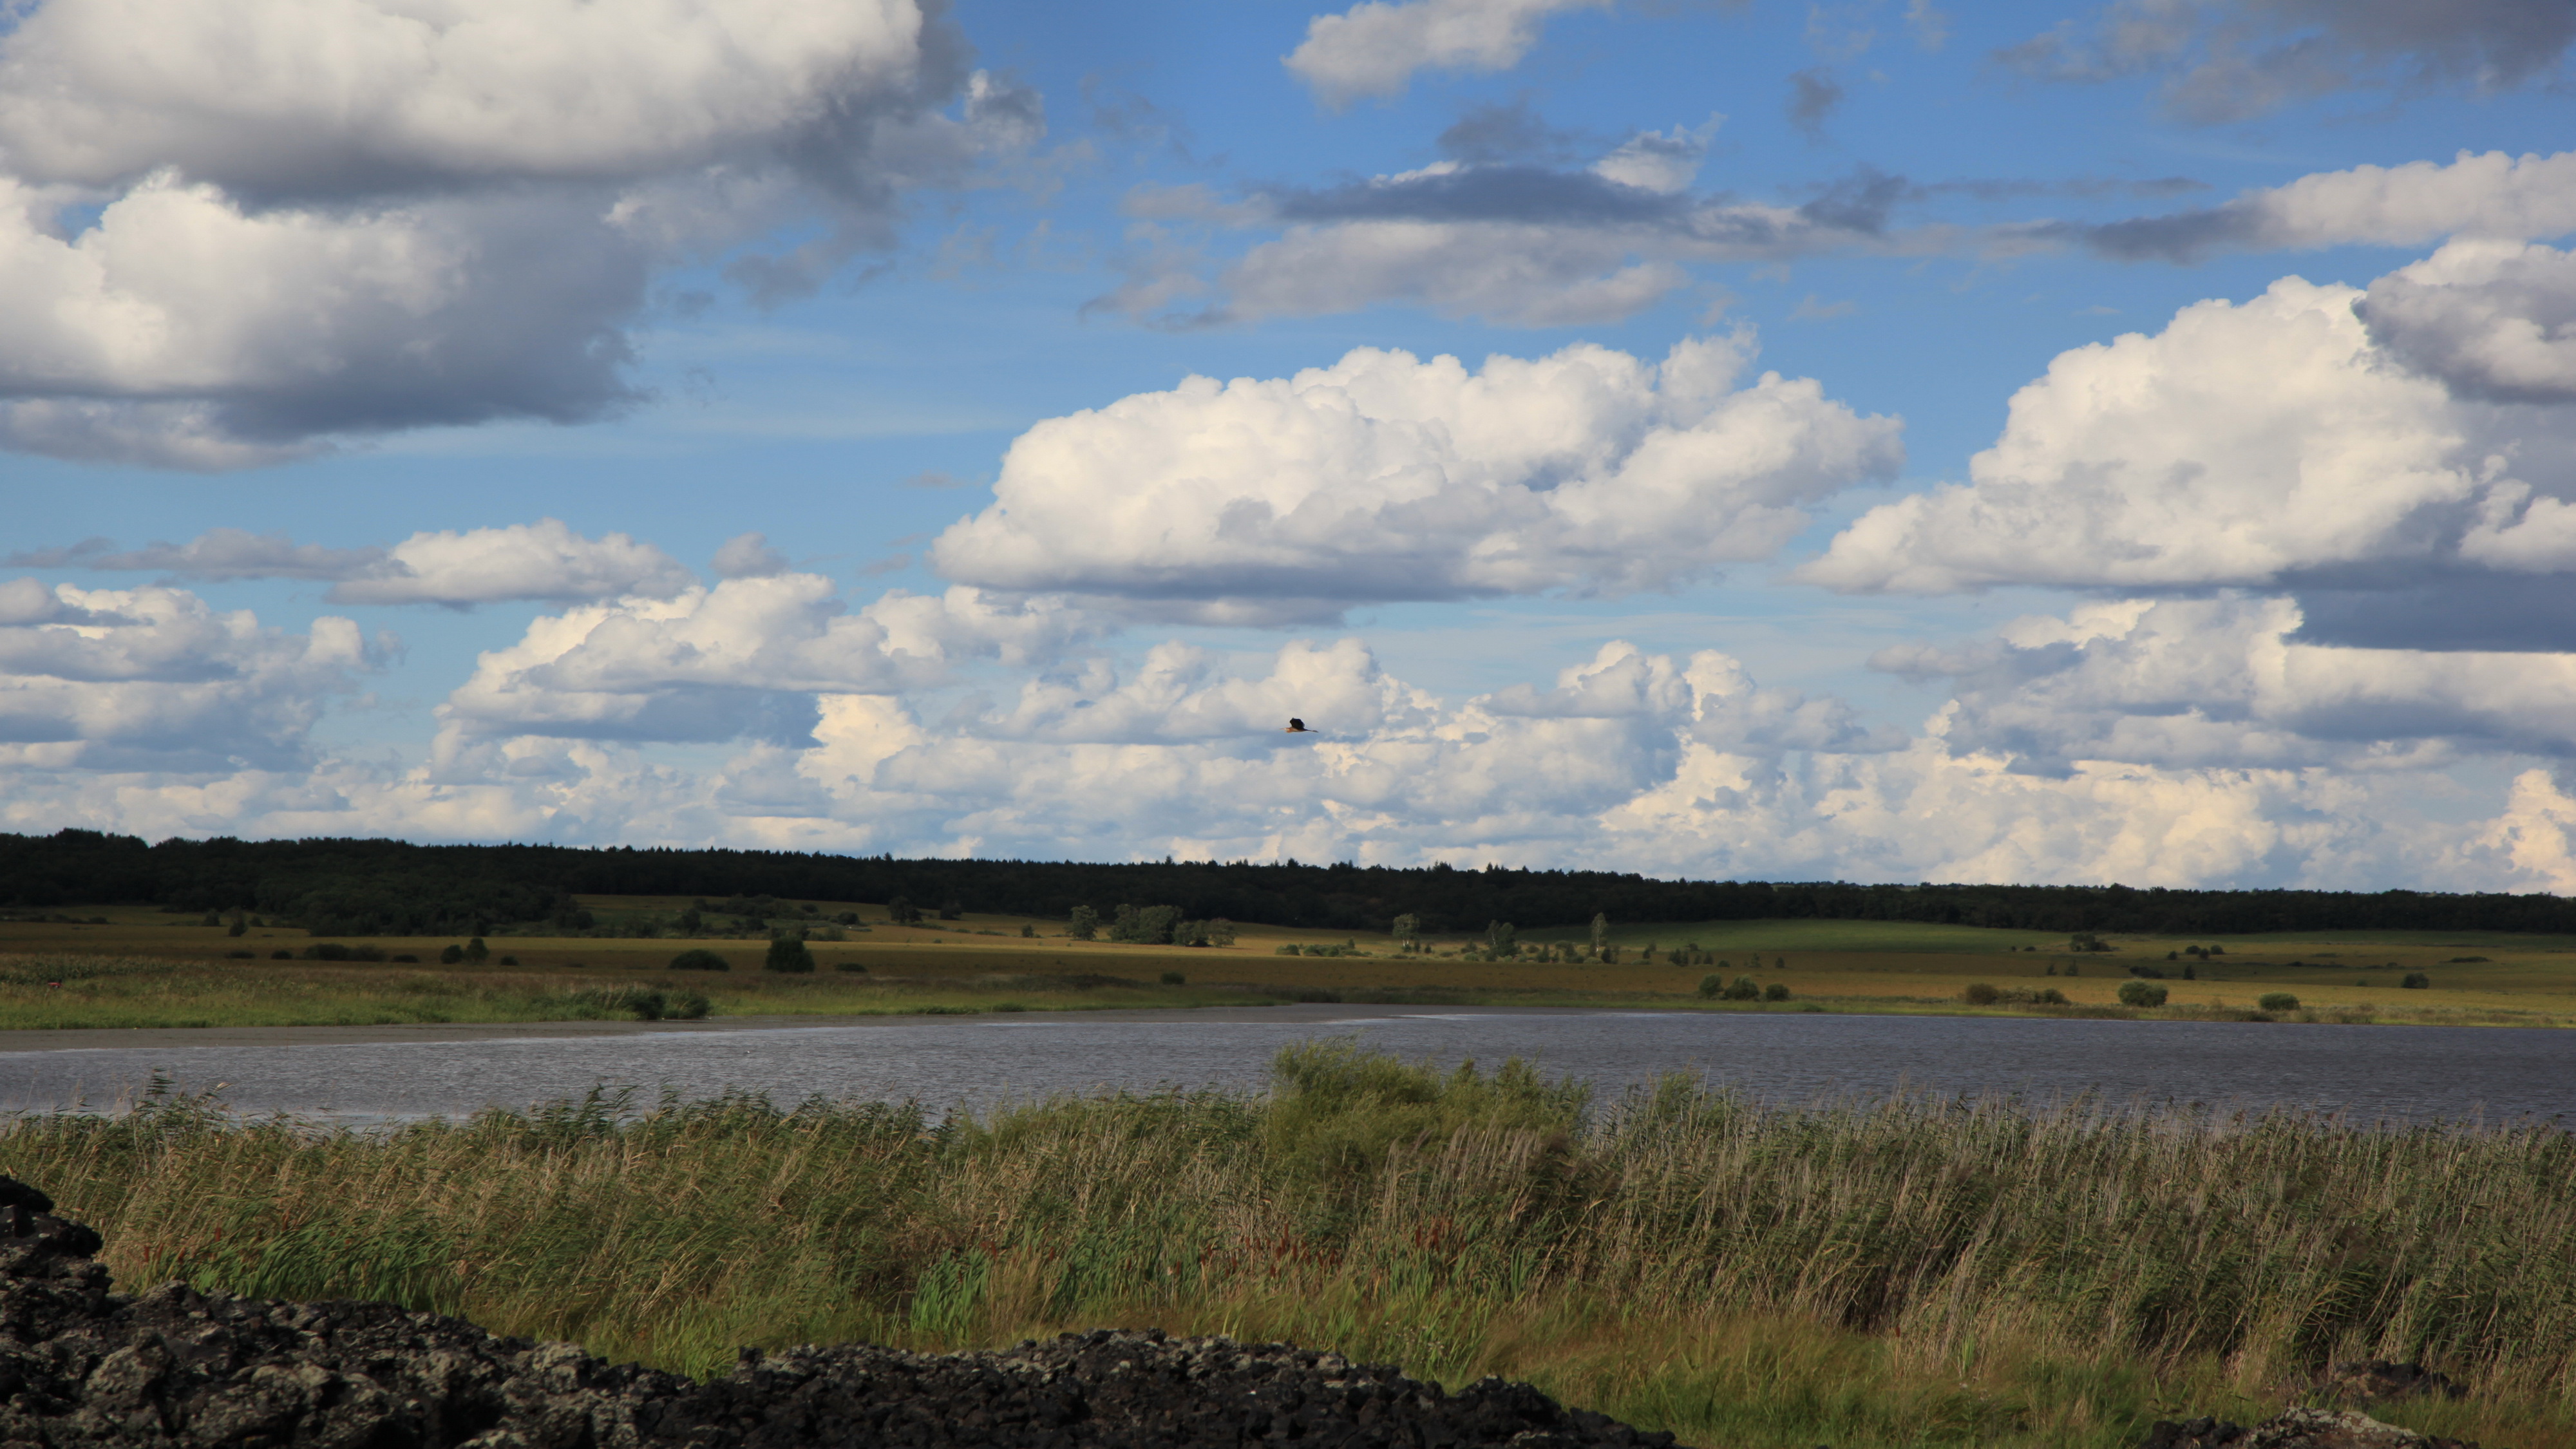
0, 1005, 2569, 1127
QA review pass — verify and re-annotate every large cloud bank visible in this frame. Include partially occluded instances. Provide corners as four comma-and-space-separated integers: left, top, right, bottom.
11, 578, 2576, 892
0, 0, 1032, 466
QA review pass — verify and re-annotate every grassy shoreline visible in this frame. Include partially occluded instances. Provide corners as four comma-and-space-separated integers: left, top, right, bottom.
7, 1046, 2573, 1449
6, 947, 2575, 1034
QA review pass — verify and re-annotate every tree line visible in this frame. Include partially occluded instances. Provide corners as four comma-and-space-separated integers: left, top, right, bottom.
5, 828, 2573, 937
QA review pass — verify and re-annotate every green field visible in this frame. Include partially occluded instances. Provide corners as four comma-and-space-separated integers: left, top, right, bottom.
6, 896, 2576, 1030
9, 1045, 2572, 1449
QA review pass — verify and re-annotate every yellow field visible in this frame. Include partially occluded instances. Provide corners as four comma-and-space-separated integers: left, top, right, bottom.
5, 894, 2576, 1028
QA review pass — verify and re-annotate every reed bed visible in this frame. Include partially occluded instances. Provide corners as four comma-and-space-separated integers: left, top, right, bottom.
6, 1043, 2573, 1448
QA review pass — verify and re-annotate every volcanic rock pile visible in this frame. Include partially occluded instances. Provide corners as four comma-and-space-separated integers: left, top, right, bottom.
2143, 1405, 2486, 1449
0, 1177, 1678, 1449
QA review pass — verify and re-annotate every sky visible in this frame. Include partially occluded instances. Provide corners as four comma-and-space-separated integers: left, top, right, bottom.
8, 0, 2576, 890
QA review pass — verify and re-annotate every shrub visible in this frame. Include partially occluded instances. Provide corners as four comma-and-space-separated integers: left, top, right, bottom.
1160, 971, 1186, 985
390, 954, 418, 963
1276, 943, 1303, 956
764, 936, 817, 974
1696, 974, 1722, 999
1961, 981, 2001, 1005
571, 985, 708, 1022
464, 936, 489, 964
224, 951, 253, 960
2127, 963, 2166, 979
2259, 991, 2300, 1011
1021, 924, 1036, 938
498, 955, 518, 966
1762, 982, 1790, 1001
269, 950, 291, 960
2401, 971, 2431, 989
439, 944, 465, 965
1722, 976, 1760, 1001
835, 961, 868, 973
2116, 980, 2168, 1007
300, 943, 386, 963
668, 949, 731, 972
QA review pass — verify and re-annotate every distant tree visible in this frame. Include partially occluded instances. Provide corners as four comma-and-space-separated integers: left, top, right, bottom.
439, 944, 464, 965
677, 905, 702, 934
764, 933, 816, 974
888, 896, 922, 925
1590, 913, 1609, 952
1111, 904, 1182, 945
1762, 983, 1790, 1001
464, 936, 489, 964
2116, 980, 2167, 1007
1485, 920, 1516, 956
1069, 905, 1099, 940
1392, 914, 1421, 951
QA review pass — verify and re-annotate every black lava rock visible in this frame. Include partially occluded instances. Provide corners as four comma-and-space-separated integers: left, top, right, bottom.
0, 1177, 1681, 1449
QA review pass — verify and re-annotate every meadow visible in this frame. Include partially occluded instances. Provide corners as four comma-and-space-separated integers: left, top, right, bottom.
6, 1044, 2573, 1449
6, 893, 2576, 1030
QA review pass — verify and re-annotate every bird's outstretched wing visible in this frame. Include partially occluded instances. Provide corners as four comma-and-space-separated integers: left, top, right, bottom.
1285, 718, 1310, 732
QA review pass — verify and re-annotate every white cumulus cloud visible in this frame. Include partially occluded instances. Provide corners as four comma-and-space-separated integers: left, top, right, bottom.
2358, 238, 2576, 405
330, 520, 696, 606
0, 0, 1034, 465
1284, 0, 1609, 107
933, 334, 1902, 622
434, 576, 1093, 748
2083, 147, 2576, 262
14, 519, 697, 607
1801, 265, 2576, 615
0, 580, 390, 771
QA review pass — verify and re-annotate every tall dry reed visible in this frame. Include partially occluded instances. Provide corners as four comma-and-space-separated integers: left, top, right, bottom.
6, 1043, 2572, 1448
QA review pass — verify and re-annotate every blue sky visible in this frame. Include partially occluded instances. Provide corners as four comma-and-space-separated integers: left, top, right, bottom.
8, 0, 2576, 887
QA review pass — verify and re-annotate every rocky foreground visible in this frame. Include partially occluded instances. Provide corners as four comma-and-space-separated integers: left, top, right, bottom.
0, 1177, 1672, 1449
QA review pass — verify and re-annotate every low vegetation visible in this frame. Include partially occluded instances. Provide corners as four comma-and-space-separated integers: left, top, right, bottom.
8, 1045, 2572, 1449
10, 900, 2576, 1030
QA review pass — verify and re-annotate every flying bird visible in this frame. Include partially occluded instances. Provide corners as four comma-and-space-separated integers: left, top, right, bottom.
1284, 718, 1312, 733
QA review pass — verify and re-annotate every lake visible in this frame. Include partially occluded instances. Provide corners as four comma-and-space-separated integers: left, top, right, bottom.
0, 1005, 2567, 1126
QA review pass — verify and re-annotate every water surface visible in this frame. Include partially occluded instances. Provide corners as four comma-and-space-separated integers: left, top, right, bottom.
0, 1006, 2566, 1126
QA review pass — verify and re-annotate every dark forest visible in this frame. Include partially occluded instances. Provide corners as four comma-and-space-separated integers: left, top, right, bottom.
5, 828, 2572, 938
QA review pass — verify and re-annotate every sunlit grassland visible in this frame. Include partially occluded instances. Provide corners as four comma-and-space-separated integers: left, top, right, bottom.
7, 898, 2576, 1030
8, 1045, 2575, 1449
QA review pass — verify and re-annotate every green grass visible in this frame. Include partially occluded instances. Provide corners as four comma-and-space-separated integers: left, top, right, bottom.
1521, 919, 2078, 953
8, 1046, 2575, 1449
0, 953, 1262, 1029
